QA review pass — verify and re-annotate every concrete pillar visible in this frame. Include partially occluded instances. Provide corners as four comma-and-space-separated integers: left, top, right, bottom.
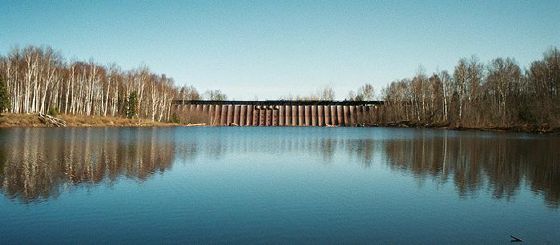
330, 105, 337, 126
259, 107, 266, 126
349, 106, 356, 126
233, 105, 240, 126
195, 104, 201, 123
182, 104, 187, 115
336, 105, 343, 126
355, 105, 362, 125
323, 105, 332, 126
317, 105, 323, 126
186, 104, 193, 121
298, 106, 305, 126
210, 105, 216, 125
252, 106, 259, 126
292, 105, 298, 126
343, 106, 349, 126
279, 105, 285, 126
207, 105, 213, 125
252, 106, 258, 126
317, 105, 324, 127
265, 108, 272, 126
304, 106, 310, 126
321, 105, 327, 125
324, 105, 331, 126
214, 105, 221, 125
220, 105, 227, 125
284, 105, 290, 126
207, 105, 214, 125
273, 107, 279, 126
226, 105, 233, 126
284, 105, 292, 126
311, 105, 317, 126
240, 105, 247, 126
373, 105, 379, 123
202, 104, 208, 113
366, 106, 372, 123
246, 105, 252, 126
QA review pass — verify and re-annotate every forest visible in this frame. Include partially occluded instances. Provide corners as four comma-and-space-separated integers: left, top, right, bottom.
0, 45, 558, 130
379, 48, 560, 129
0, 46, 206, 121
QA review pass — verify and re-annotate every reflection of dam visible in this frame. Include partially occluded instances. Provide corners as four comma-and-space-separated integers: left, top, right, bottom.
172, 100, 383, 126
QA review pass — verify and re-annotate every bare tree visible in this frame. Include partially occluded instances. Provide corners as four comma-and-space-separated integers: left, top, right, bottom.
0, 45, 185, 122
356, 84, 375, 101
319, 86, 335, 100
204, 90, 227, 100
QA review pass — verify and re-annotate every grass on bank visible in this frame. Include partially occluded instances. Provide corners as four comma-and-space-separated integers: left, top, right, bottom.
0, 113, 557, 133
0, 113, 179, 128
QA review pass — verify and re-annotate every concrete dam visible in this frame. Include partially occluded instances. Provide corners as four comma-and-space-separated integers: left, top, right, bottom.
172, 100, 384, 126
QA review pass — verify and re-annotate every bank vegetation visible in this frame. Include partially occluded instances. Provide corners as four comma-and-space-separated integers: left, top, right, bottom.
379, 48, 560, 132
0, 46, 204, 123
0, 45, 558, 131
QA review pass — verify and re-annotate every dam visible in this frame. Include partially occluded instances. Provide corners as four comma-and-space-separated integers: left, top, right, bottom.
172, 100, 384, 126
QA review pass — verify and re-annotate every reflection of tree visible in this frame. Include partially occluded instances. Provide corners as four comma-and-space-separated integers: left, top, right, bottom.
0, 128, 175, 203
318, 138, 336, 162
382, 134, 560, 208
1, 128, 558, 209
342, 139, 378, 167
170, 130, 558, 209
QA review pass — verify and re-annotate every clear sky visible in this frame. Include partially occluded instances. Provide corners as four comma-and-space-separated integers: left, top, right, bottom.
1, 0, 559, 100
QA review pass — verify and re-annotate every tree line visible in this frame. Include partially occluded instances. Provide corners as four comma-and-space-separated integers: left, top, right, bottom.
1, 45, 558, 129
279, 84, 375, 101
0, 46, 208, 121
380, 48, 559, 129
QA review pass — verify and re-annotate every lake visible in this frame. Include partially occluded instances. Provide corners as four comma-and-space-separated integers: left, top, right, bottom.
0, 127, 558, 244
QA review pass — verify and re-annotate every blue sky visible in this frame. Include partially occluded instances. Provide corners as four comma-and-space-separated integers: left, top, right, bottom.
1, 0, 558, 99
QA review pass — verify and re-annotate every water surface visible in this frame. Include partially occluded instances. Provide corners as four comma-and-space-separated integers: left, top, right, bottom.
0, 127, 558, 244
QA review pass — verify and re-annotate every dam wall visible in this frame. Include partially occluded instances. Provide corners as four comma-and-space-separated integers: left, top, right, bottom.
173, 100, 383, 126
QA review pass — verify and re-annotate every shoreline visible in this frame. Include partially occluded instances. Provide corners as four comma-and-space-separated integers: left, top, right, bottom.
0, 113, 179, 128
0, 113, 558, 134
364, 122, 560, 135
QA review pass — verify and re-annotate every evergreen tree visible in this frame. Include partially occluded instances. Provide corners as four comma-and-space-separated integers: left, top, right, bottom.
0, 79, 10, 114
126, 92, 138, 119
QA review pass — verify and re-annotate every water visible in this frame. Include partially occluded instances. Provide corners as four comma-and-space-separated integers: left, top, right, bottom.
0, 127, 558, 244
